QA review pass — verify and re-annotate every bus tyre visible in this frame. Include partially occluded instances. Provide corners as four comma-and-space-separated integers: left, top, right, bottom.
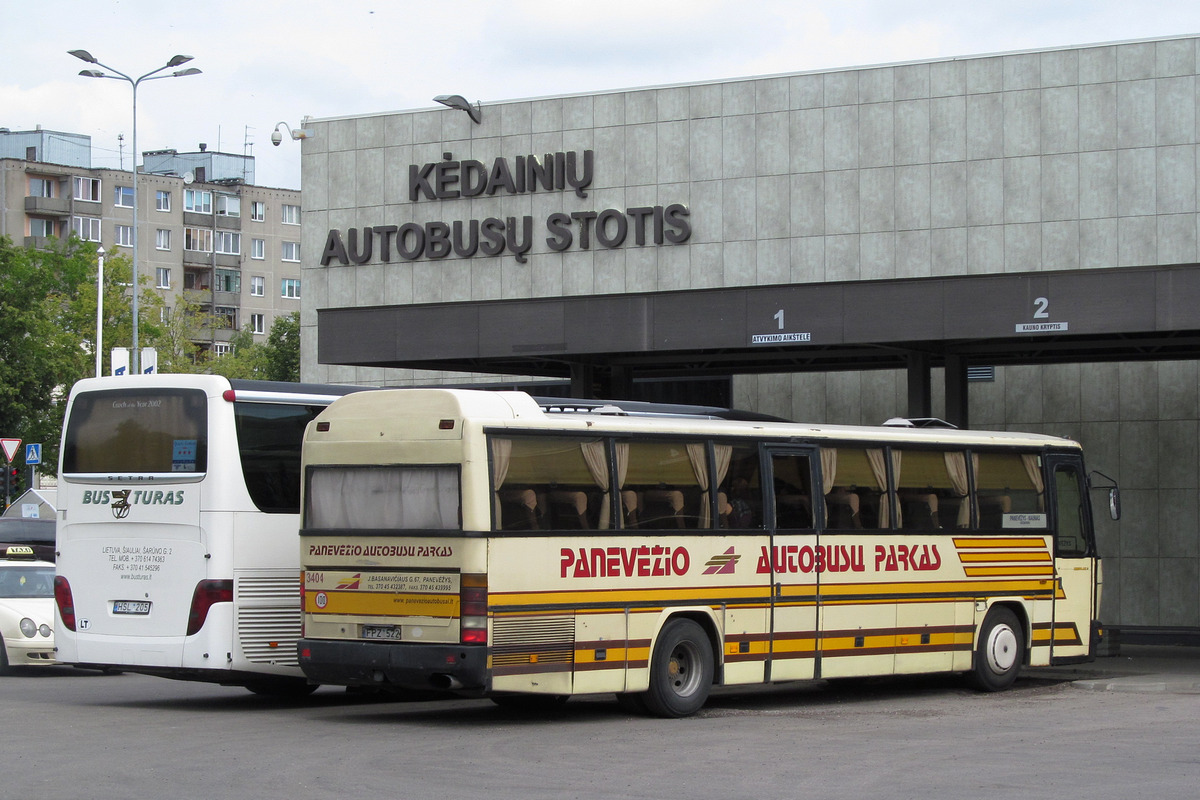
642, 618, 714, 718
971, 607, 1023, 692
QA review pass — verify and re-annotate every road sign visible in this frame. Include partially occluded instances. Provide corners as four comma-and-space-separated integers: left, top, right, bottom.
0, 438, 20, 462
25, 443, 41, 465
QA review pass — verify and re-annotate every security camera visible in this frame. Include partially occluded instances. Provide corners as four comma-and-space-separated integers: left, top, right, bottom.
271, 129, 283, 146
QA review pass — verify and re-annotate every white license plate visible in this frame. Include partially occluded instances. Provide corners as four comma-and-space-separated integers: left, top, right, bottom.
361, 625, 402, 640
113, 600, 152, 615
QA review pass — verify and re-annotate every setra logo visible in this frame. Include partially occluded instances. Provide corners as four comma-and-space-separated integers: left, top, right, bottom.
110, 489, 132, 519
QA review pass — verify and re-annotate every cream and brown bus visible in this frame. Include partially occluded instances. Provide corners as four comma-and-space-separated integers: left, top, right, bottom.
297, 389, 1116, 717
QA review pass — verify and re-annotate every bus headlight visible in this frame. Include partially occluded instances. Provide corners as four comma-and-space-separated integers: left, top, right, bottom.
39, 624, 52, 637
20, 618, 37, 638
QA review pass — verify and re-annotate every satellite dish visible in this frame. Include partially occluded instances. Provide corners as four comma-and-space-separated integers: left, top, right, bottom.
183, 171, 194, 184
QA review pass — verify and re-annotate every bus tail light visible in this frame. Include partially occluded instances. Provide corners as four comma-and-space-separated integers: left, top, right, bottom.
187, 579, 233, 636
54, 576, 76, 632
460, 573, 488, 644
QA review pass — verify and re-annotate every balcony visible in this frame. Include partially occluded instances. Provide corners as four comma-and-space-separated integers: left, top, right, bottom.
24, 196, 70, 216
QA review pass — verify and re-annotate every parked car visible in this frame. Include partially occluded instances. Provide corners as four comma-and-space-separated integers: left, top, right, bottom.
0, 546, 56, 672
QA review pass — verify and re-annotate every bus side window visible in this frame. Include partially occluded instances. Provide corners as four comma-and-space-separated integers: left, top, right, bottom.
893, 449, 972, 531
717, 446, 763, 529
974, 451, 1046, 530
821, 447, 884, 529
771, 452, 814, 530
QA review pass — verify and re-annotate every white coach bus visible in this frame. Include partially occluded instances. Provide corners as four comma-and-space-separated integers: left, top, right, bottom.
54, 375, 363, 694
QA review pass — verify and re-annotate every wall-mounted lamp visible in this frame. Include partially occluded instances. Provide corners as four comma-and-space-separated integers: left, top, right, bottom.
434, 94, 482, 124
271, 121, 314, 146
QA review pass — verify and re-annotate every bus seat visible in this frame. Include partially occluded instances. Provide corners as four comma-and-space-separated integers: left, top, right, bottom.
825, 488, 861, 529
979, 495, 1011, 529
499, 488, 540, 530
901, 491, 939, 529
547, 490, 590, 529
639, 489, 686, 529
717, 491, 732, 527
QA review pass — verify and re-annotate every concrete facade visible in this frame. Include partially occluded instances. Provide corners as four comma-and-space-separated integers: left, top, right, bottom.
300, 35, 1200, 632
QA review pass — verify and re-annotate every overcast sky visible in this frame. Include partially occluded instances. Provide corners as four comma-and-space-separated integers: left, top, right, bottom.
5, 0, 1200, 190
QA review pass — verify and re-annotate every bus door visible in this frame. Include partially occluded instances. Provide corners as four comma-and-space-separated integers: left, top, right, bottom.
1045, 452, 1097, 661
763, 447, 819, 682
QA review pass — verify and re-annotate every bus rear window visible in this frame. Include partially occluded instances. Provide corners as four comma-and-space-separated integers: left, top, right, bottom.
306, 466, 461, 530
61, 389, 207, 474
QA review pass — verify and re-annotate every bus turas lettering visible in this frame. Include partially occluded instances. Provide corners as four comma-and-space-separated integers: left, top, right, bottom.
560, 545, 690, 579
81, 489, 184, 506
875, 543, 941, 572
755, 544, 866, 574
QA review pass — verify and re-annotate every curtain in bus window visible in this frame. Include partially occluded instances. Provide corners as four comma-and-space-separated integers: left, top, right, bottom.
686, 443, 714, 527
866, 449, 892, 528
945, 452, 971, 528
308, 467, 460, 530
580, 441, 612, 528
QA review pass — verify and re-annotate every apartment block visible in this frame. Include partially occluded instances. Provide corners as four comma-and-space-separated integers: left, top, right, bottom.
0, 126, 303, 356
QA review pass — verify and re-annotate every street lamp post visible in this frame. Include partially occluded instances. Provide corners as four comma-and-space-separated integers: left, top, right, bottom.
95, 245, 105, 378
69, 50, 201, 375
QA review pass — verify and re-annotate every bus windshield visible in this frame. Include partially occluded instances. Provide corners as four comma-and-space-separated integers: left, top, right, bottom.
60, 388, 208, 474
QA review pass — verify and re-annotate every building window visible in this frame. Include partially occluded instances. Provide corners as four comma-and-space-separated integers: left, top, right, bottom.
281, 204, 300, 225
156, 190, 171, 212
29, 218, 59, 238
184, 268, 210, 290
250, 313, 265, 335
156, 228, 171, 251
215, 306, 238, 329
281, 278, 301, 299
156, 268, 171, 289
72, 216, 101, 241
281, 241, 300, 262
114, 224, 133, 247
215, 269, 241, 293
29, 177, 56, 198
73, 176, 101, 202
215, 231, 241, 255
251, 238, 265, 260
184, 189, 212, 214
184, 227, 213, 252
216, 195, 241, 217
250, 275, 265, 297
114, 185, 134, 207
213, 342, 232, 356
250, 201, 265, 222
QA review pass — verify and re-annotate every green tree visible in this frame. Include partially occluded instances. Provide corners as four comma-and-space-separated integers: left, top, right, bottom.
208, 312, 300, 382
263, 311, 300, 382
0, 236, 95, 467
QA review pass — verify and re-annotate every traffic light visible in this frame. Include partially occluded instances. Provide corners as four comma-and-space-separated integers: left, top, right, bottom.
6, 466, 19, 498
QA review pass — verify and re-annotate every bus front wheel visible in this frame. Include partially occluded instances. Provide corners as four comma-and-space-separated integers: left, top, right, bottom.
642, 618, 714, 718
971, 607, 1023, 692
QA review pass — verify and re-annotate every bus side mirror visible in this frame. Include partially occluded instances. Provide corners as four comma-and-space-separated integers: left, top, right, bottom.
1089, 470, 1120, 521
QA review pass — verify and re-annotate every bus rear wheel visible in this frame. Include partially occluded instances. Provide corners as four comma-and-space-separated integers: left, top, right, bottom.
641, 618, 714, 718
971, 606, 1023, 692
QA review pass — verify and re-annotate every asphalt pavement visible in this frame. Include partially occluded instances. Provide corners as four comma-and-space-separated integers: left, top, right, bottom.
1032, 644, 1200, 694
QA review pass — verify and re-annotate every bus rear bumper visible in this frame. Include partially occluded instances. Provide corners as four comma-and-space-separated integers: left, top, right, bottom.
297, 638, 489, 693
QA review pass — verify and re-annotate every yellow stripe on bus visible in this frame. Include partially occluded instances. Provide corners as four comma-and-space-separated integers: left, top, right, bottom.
305, 591, 460, 617
958, 551, 1052, 563
954, 537, 1049, 548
